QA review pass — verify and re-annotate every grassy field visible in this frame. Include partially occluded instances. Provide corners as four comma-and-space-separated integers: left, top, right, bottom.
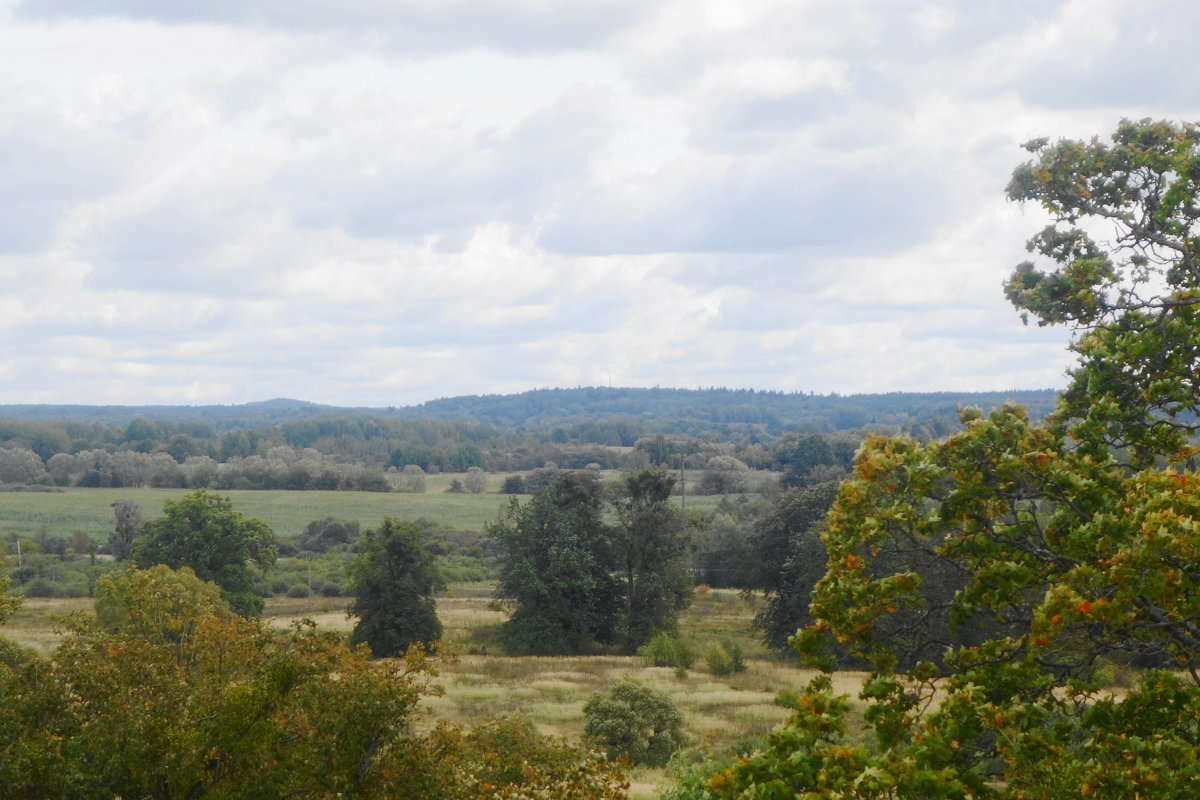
0, 482, 727, 542
3, 584, 846, 798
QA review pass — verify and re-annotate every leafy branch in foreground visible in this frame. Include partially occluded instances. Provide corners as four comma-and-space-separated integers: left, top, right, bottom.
703, 119, 1200, 800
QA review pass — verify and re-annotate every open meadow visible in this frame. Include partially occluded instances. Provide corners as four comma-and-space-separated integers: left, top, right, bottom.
3, 582, 861, 798
0, 482, 727, 542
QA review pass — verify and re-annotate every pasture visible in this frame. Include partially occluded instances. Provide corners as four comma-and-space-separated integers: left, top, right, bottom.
0, 481, 726, 542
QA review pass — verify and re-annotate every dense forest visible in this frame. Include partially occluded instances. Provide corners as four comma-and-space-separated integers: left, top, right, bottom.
0, 387, 1057, 491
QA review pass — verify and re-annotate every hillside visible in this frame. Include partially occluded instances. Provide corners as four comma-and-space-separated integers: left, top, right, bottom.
0, 386, 1059, 434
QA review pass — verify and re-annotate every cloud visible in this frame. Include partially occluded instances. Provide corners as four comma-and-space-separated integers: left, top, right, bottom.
1, 0, 1196, 406
13, 0, 648, 54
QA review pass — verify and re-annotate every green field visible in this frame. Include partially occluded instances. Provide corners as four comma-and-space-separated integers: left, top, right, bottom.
0, 482, 726, 543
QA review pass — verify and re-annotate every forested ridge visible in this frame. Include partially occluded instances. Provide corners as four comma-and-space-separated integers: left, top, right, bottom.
0, 386, 1058, 434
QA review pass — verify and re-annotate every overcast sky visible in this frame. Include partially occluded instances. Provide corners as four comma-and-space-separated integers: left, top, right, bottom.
2, 0, 1197, 407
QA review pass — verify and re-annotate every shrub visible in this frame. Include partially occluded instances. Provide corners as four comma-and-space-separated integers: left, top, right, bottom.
271, 579, 290, 594
287, 584, 311, 598
639, 631, 696, 670
584, 680, 687, 767
24, 579, 57, 598
319, 583, 341, 597
705, 642, 735, 676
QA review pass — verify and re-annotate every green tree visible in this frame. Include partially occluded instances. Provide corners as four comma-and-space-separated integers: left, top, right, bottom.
107, 498, 143, 561
584, 680, 686, 767
608, 468, 693, 651
1005, 118, 1200, 466
0, 565, 444, 800
132, 489, 276, 617
700, 119, 1200, 800
748, 482, 839, 651
348, 518, 443, 658
491, 471, 620, 654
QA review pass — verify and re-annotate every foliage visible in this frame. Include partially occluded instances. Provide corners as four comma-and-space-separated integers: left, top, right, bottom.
107, 498, 143, 560
700, 119, 1200, 800
747, 482, 839, 650
491, 471, 620, 654
348, 518, 444, 658
132, 489, 276, 616
297, 516, 360, 553
584, 680, 687, 767
608, 468, 694, 650
704, 641, 745, 676
639, 630, 697, 670
492, 469, 693, 655
0, 566, 437, 800
421, 717, 629, 800
1006, 118, 1200, 467
0, 564, 19, 626
1, 565, 633, 799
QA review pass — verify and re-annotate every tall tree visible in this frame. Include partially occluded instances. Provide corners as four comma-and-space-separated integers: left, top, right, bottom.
348, 518, 443, 658
108, 499, 144, 561
132, 489, 276, 617
608, 468, 692, 651
703, 119, 1200, 800
491, 471, 620, 655
748, 482, 839, 651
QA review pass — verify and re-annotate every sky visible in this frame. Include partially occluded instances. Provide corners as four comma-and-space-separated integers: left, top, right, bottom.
2, 0, 1197, 407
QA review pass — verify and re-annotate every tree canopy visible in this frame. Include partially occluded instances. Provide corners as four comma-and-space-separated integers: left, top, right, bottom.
491, 471, 621, 655
706, 119, 1200, 799
348, 518, 444, 658
0, 565, 627, 800
132, 489, 276, 617
491, 468, 693, 655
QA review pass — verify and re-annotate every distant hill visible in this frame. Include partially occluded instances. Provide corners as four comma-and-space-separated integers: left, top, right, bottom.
0, 387, 1060, 434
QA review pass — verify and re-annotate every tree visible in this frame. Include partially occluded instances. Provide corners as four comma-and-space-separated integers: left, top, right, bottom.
701, 120, 1200, 800
0, 447, 46, 485
0, 565, 443, 800
747, 482, 839, 651
1005, 118, 1200, 467
348, 518, 443, 658
398, 464, 427, 493
297, 516, 359, 553
2, 565, 630, 800
108, 498, 144, 561
608, 468, 693, 651
464, 465, 487, 494
584, 680, 686, 767
132, 489, 276, 616
491, 471, 620, 654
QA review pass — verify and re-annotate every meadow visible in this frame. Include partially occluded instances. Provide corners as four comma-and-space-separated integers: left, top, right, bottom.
0, 480, 726, 541
4, 583, 856, 799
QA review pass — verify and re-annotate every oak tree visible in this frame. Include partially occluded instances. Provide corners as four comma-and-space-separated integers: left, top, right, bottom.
706, 119, 1200, 800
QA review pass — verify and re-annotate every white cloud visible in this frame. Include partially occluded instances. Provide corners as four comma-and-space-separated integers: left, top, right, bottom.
0, 0, 1196, 406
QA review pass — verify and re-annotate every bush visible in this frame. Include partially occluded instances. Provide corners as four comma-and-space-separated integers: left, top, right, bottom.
24, 579, 57, 598
271, 579, 290, 595
318, 583, 341, 597
287, 584, 311, 598
639, 631, 696, 670
705, 641, 735, 676
584, 680, 686, 767
704, 641, 745, 676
